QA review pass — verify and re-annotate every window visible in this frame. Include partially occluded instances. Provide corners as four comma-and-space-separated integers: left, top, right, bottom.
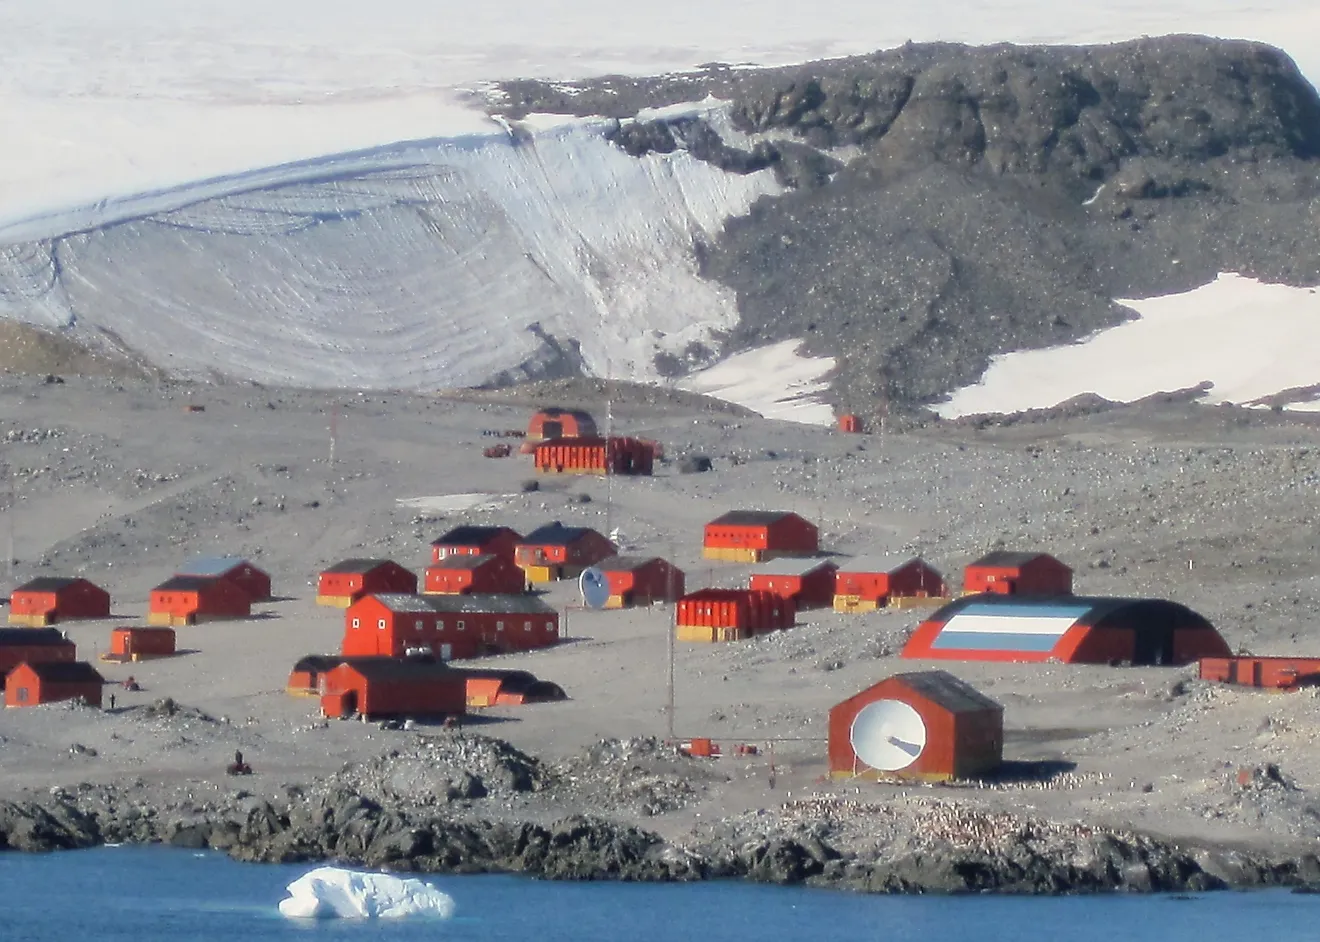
415, 620, 423, 630
457, 620, 466, 631
545, 621, 554, 633
496, 621, 504, 632
438, 620, 445, 631
378, 619, 386, 630
352, 618, 360, 629
17, 687, 29, 702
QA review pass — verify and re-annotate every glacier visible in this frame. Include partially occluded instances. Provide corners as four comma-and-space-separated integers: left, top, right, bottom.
277, 866, 456, 919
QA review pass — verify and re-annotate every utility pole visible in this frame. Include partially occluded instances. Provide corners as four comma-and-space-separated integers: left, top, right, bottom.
329, 402, 338, 469
666, 543, 676, 740
3, 462, 13, 585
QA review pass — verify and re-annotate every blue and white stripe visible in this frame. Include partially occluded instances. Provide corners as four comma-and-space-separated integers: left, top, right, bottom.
930, 601, 1091, 653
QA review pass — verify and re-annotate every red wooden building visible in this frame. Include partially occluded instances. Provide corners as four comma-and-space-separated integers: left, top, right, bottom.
176, 556, 272, 602
1199, 656, 1320, 691
963, 551, 1072, 596
424, 554, 526, 596
343, 593, 560, 660
676, 589, 795, 642
829, 671, 1002, 782
317, 559, 417, 607
103, 627, 176, 662
595, 556, 685, 608
4, 661, 105, 709
702, 511, 819, 563
320, 659, 467, 721
749, 558, 839, 609
147, 576, 252, 626
0, 628, 75, 679
286, 655, 566, 708
430, 526, 521, 564
534, 436, 655, 476
834, 556, 947, 612
8, 577, 111, 627
527, 407, 597, 442
837, 414, 863, 433
514, 522, 616, 583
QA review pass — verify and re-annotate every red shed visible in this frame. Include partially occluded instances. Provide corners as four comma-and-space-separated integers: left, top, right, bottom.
454, 668, 568, 707
176, 556, 272, 602
317, 559, 417, 607
8, 577, 111, 626
595, 556, 686, 608
4, 661, 105, 709
430, 526, 521, 564
527, 407, 597, 442
0, 628, 76, 679
963, 551, 1072, 596
104, 627, 176, 662
343, 593, 560, 660
1199, 656, 1320, 691
320, 659, 467, 721
534, 436, 655, 476
834, 556, 947, 612
287, 654, 347, 695
702, 511, 818, 563
514, 522, 616, 583
837, 414, 863, 433
676, 589, 795, 642
424, 554, 526, 596
749, 558, 838, 609
147, 576, 252, 626
829, 670, 1003, 782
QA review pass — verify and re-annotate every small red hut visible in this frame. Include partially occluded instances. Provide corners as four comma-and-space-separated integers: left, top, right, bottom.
320, 659, 467, 721
526, 407, 597, 442
514, 522, 616, 583
963, 552, 1072, 596
147, 576, 252, 626
430, 526, 521, 564
749, 558, 839, 609
8, 577, 111, 626
675, 589, 795, 642
534, 436, 655, 476
702, 511, 818, 563
834, 556, 947, 612
0, 628, 76, 678
317, 559, 417, 607
4, 661, 105, 709
104, 627, 176, 662
424, 554, 526, 595
176, 556, 272, 602
595, 556, 685, 608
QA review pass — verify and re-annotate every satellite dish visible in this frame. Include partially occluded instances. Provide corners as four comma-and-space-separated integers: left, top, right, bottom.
579, 567, 610, 609
849, 699, 927, 772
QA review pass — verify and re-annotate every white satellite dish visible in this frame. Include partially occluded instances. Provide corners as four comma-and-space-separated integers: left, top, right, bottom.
579, 566, 610, 609
849, 699, 927, 772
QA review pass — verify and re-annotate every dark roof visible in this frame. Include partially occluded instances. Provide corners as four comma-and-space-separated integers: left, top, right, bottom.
340, 659, 464, 682
755, 558, 836, 576
322, 558, 397, 574
595, 556, 661, 573
968, 551, 1064, 569
22, 661, 104, 684
431, 525, 519, 546
428, 554, 501, 571
451, 668, 567, 699
522, 522, 604, 546
153, 575, 222, 592
372, 593, 555, 615
0, 628, 73, 647
13, 577, 82, 593
177, 555, 259, 577
708, 510, 797, 526
892, 670, 1001, 714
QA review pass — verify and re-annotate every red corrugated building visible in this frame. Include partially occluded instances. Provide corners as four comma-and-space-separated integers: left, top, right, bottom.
527, 408, 597, 442
514, 522, 616, 583
286, 655, 567, 708
424, 554, 527, 596
963, 551, 1072, 596
534, 436, 655, 476
834, 556, 947, 612
702, 511, 818, 563
317, 559, 417, 607
104, 627, 176, 662
675, 589, 795, 642
749, 558, 838, 609
837, 414, 863, 433
1199, 656, 1320, 691
595, 556, 685, 608
430, 526, 521, 564
4, 661, 105, 709
320, 659, 467, 721
8, 577, 111, 626
829, 670, 1003, 782
176, 556, 272, 602
0, 628, 76, 678
147, 576, 252, 626
343, 593, 560, 660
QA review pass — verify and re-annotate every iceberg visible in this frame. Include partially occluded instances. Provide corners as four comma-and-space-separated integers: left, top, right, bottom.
277, 866, 456, 920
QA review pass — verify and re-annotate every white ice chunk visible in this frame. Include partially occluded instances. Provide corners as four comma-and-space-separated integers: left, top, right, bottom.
277, 866, 456, 920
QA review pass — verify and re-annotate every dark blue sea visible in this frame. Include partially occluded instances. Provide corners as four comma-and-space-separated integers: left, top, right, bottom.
3, 846, 1317, 941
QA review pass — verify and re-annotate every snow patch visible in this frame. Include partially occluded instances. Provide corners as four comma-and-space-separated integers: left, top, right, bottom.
677, 339, 836, 425
935, 274, 1320, 417
277, 866, 455, 920
396, 494, 513, 514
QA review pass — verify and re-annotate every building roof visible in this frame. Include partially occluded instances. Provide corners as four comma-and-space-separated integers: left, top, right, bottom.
21, 661, 104, 684
338, 659, 464, 683
12, 577, 83, 593
0, 628, 73, 647
322, 558, 398, 574
595, 555, 662, 573
370, 593, 554, 616
707, 510, 798, 527
890, 670, 1001, 714
153, 575, 223, 592
521, 522, 605, 546
431, 525, 519, 547
177, 555, 261, 577
835, 555, 922, 575
968, 551, 1061, 569
427, 554, 501, 571
534, 407, 595, 421
753, 557, 836, 577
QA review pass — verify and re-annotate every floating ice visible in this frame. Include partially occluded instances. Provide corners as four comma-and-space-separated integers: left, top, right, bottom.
277, 866, 456, 920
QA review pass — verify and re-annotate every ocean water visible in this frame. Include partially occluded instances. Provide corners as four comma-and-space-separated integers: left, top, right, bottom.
2, 846, 1317, 941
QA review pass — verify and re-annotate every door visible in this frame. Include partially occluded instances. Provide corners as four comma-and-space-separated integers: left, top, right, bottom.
542, 420, 562, 440
440, 643, 452, 661
1132, 615, 1175, 666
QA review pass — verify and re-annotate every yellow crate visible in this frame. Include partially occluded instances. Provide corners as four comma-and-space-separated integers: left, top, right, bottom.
314, 594, 353, 608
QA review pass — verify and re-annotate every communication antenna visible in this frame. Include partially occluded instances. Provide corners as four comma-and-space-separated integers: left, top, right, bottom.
329, 402, 339, 468
578, 566, 610, 609
849, 699, 927, 772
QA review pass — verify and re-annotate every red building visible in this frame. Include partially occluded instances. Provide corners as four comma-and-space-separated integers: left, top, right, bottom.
147, 576, 252, 626
749, 558, 839, 609
4, 661, 105, 709
343, 593, 560, 660
1199, 656, 1320, 691
829, 671, 1003, 782
534, 436, 655, 476
430, 526, 521, 564
834, 556, 947, 612
320, 659, 467, 721
837, 414, 863, 433
595, 556, 685, 608
963, 551, 1072, 596
104, 627, 176, 662
702, 511, 818, 563
176, 556, 272, 602
675, 589, 795, 642
0, 628, 76, 679
527, 407, 597, 442
317, 559, 417, 607
514, 522, 616, 583
8, 577, 111, 627
424, 554, 527, 596
287, 655, 566, 708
